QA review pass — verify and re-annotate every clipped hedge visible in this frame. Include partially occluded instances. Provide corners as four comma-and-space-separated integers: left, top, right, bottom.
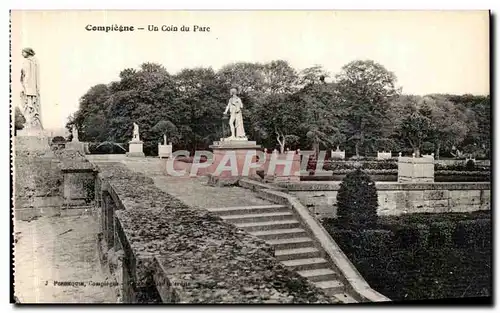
323, 212, 492, 301
434, 162, 490, 172
323, 160, 398, 171
336, 169, 378, 228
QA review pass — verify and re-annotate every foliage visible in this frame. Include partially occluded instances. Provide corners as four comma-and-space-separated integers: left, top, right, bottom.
68, 59, 489, 159
434, 162, 488, 172
15, 107, 26, 130
396, 112, 434, 157
419, 95, 469, 159
335, 60, 400, 156
295, 82, 344, 155
253, 93, 303, 153
336, 169, 378, 228
151, 120, 180, 144
324, 160, 398, 171
323, 212, 492, 301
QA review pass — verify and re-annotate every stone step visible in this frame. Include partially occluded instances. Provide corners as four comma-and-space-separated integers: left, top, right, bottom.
266, 237, 314, 250
297, 268, 338, 282
333, 293, 358, 304
249, 228, 308, 240
275, 247, 321, 261
206, 204, 289, 215
235, 219, 300, 232
281, 257, 329, 271
220, 212, 294, 224
313, 280, 345, 294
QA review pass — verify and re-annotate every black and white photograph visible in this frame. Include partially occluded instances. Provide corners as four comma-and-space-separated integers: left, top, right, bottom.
10, 9, 491, 304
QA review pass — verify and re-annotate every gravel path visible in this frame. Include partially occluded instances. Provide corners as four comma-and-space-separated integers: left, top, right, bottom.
14, 215, 119, 303
152, 176, 272, 209
118, 158, 273, 209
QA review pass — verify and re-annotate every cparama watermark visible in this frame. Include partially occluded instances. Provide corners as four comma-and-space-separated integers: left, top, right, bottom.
165, 150, 336, 177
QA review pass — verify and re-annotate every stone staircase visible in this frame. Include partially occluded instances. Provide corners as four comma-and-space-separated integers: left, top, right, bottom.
206, 204, 357, 303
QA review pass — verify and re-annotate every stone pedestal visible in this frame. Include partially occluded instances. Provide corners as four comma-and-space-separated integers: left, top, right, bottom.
158, 144, 172, 159
331, 149, 345, 160
126, 140, 145, 157
15, 130, 50, 152
261, 152, 301, 183
65, 141, 85, 153
377, 151, 392, 160
207, 139, 261, 186
398, 156, 434, 183
61, 164, 96, 207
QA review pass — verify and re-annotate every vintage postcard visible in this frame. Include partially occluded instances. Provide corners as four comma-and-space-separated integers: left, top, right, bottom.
11, 10, 491, 304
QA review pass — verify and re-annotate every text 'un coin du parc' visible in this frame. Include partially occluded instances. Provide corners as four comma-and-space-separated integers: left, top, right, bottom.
85, 24, 211, 32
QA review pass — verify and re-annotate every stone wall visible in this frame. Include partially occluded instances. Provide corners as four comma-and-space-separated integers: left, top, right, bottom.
276, 182, 491, 219
94, 162, 336, 304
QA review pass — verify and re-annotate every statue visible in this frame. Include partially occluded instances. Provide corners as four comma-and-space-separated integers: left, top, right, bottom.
163, 134, 167, 145
132, 122, 140, 141
223, 88, 246, 140
72, 125, 79, 142
20, 47, 42, 130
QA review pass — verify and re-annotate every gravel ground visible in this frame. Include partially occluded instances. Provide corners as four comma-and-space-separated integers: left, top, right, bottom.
14, 214, 119, 303
152, 176, 272, 209
113, 157, 273, 209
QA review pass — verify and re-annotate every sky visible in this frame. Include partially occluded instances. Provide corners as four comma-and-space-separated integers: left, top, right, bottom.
11, 10, 489, 130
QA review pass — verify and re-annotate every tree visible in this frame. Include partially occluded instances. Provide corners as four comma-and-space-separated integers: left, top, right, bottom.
152, 120, 180, 144
174, 67, 227, 152
335, 60, 400, 156
420, 95, 469, 159
253, 93, 302, 153
396, 111, 434, 157
445, 94, 490, 157
15, 107, 26, 131
260, 60, 299, 94
293, 82, 345, 156
297, 65, 330, 87
66, 84, 111, 142
216, 62, 265, 95
336, 168, 378, 228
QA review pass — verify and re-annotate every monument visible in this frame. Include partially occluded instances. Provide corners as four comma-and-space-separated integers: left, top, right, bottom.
126, 122, 145, 157
16, 47, 49, 151
72, 125, 79, 142
377, 151, 392, 160
207, 88, 261, 185
158, 134, 172, 159
331, 146, 346, 160
65, 124, 85, 152
223, 88, 247, 140
398, 153, 434, 183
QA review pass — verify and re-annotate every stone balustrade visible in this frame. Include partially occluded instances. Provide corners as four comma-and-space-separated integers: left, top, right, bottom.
92, 162, 336, 303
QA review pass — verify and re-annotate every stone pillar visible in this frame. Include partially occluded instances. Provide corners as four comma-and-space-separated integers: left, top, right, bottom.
65, 141, 85, 153
15, 130, 50, 152
377, 151, 392, 160
158, 144, 172, 159
206, 140, 261, 186
61, 166, 96, 206
398, 155, 434, 183
127, 140, 145, 157
331, 149, 346, 160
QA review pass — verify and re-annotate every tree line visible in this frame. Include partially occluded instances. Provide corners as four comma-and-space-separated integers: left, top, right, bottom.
59, 60, 490, 158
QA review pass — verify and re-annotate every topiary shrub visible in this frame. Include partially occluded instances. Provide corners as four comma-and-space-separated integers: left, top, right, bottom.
336, 168, 378, 229
465, 159, 476, 171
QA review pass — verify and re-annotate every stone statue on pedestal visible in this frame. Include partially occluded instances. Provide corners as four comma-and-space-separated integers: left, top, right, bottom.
223, 88, 247, 140
72, 125, 79, 142
20, 47, 42, 131
163, 134, 167, 145
132, 122, 140, 141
